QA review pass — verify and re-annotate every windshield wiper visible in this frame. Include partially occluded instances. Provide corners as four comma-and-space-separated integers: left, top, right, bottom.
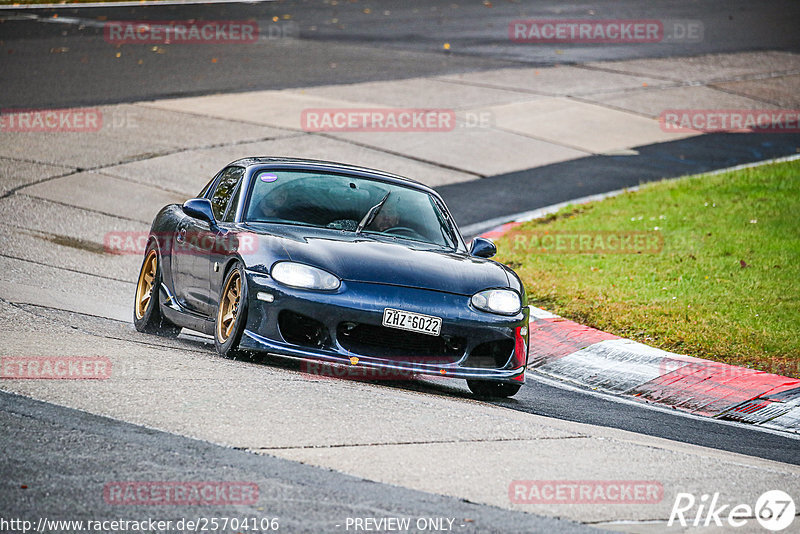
355, 192, 390, 235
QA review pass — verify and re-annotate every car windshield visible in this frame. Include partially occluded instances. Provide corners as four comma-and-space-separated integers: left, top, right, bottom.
244, 169, 460, 249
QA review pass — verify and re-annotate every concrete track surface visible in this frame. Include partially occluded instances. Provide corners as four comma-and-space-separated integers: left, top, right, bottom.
1, 2, 799, 532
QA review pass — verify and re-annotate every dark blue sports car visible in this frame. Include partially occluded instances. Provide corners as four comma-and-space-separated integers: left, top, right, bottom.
134, 158, 529, 398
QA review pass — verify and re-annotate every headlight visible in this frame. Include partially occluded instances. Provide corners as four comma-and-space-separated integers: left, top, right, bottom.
271, 262, 340, 291
471, 289, 522, 315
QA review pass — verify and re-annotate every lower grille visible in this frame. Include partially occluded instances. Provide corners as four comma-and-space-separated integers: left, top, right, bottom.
337, 322, 465, 362
462, 339, 515, 369
278, 310, 330, 349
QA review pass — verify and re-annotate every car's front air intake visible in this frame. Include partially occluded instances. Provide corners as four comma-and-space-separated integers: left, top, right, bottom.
336, 322, 465, 363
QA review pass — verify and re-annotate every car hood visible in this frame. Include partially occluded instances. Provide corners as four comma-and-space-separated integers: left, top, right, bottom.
242, 224, 512, 296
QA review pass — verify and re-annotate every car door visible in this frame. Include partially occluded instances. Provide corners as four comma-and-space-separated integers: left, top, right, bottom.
193, 166, 245, 316
171, 170, 221, 314
207, 174, 246, 313
173, 166, 244, 316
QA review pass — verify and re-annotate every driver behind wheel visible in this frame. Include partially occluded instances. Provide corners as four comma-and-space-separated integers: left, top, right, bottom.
369, 197, 402, 232
256, 187, 289, 219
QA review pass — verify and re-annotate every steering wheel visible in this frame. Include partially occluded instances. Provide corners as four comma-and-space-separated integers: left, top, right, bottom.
383, 226, 423, 238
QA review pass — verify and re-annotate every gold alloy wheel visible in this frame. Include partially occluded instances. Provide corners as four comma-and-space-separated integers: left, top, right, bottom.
217, 270, 241, 343
135, 250, 158, 320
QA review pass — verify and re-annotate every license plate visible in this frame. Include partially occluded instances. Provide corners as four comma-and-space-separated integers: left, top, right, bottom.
382, 308, 442, 337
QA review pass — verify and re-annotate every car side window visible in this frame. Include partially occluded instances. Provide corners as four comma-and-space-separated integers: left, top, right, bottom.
198, 174, 218, 198
221, 181, 243, 223
209, 166, 245, 221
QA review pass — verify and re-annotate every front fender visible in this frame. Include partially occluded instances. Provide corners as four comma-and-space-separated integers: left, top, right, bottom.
147, 204, 183, 299
209, 230, 289, 306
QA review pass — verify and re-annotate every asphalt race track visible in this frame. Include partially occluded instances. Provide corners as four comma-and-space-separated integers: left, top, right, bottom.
1, 0, 799, 108
1, 390, 588, 533
1, 1, 799, 532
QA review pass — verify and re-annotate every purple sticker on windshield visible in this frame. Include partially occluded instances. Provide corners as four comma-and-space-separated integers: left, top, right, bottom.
260, 173, 278, 182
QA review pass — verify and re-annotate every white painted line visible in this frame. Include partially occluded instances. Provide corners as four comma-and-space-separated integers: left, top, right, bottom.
529, 335, 800, 434
23, 12, 106, 27
1, 0, 273, 9
763, 406, 800, 434
539, 338, 685, 394
700, 152, 800, 176
529, 372, 800, 440
528, 305, 559, 320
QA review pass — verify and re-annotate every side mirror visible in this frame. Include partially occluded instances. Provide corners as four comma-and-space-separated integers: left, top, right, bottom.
183, 198, 218, 230
469, 237, 497, 258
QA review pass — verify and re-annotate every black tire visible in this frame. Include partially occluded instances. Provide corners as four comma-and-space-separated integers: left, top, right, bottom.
133, 245, 181, 336
467, 380, 522, 399
214, 263, 248, 359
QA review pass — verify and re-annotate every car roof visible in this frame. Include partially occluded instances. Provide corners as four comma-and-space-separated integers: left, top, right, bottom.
229, 157, 438, 196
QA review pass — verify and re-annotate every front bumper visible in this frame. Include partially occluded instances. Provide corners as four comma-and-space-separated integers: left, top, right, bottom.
239, 270, 528, 383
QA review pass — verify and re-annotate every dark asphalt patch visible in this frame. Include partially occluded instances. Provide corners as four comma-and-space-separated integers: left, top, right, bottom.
0, 390, 596, 533
438, 132, 800, 233
2, 1, 799, 108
